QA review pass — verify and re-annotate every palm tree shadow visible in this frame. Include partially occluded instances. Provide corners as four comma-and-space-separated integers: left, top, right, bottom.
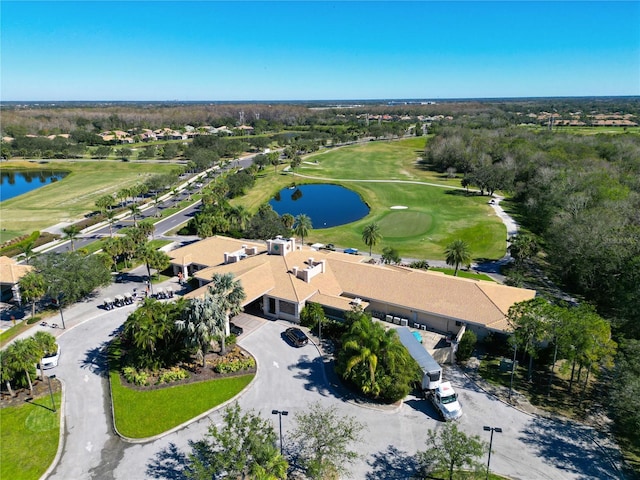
145, 442, 189, 479
79, 326, 122, 378
366, 444, 422, 479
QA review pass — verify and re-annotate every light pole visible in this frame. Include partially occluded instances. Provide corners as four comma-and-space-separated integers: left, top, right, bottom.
483, 426, 502, 480
52, 294, 66, 329
509, 339, 517, 402
47, 375, 56, 412
271, 409, 288, 455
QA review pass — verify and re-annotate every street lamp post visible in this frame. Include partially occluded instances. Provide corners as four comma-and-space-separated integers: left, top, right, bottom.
271, 409, 288, 455
52, 294, 66, 329
47, 375, 56, 412
483, 426, 502, 480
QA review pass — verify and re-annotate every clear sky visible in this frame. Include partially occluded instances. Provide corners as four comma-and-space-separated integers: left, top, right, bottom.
1, 1, 639, 101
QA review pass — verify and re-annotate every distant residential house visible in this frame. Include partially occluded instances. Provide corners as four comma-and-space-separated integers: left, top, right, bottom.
99, 130, 133, 144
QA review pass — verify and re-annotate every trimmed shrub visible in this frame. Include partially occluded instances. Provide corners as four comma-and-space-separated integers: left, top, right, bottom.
456, 330, 477, 363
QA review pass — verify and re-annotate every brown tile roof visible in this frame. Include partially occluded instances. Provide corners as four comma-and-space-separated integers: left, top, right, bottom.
170, 237, 536, 332
0, 256, 33, 285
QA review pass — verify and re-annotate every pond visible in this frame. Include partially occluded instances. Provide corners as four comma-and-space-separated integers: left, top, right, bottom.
0, 169, 69, 202
269, 184, 369, 229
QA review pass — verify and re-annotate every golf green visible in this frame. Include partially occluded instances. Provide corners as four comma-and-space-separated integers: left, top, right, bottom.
378, 210, 433, 238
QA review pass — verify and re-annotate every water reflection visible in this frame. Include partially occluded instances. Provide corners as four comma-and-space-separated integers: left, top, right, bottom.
1, 170, 69, 201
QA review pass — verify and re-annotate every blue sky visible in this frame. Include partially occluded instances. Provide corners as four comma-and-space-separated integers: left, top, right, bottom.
1, 1, 639, 101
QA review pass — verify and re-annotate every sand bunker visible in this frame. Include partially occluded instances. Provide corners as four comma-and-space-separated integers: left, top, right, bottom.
390, 205, 408, 209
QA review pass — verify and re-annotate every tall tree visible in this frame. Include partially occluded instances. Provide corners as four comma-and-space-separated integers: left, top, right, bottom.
186, 403, 287, 480
417, 423, 486, 480
62, 224, 81, 252
5, 339, 39, 396
19, 239, 37, 265
506, 298, 550, 382
177, 294, 224, 367
33, 251, 111, 306
281, 213, 295, 230
137, 244, 170, 282
337, 314, 414, 400
128, 203, 141, 227
32, 331, 57, 381
123, 298, 186, 369
294, 214, 312, 245
0, 350, 17, 397
19, 271, 46, 318
444, 239, 471, 276
290, 402, 365, 480
362, 222, 382, 256
207, 273, 246, 354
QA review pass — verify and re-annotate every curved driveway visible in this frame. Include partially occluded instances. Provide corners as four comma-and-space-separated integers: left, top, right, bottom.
45, 313, 620, 480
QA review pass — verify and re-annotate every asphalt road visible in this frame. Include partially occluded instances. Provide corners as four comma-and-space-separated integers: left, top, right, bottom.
41, 303, 621, 480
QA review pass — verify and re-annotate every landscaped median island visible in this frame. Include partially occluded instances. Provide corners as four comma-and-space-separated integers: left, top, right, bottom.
108, 273, 255, 439
110, 369, 254, 439
109, 334, 256, 439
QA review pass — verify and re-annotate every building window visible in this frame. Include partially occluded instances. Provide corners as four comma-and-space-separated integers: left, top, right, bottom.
279, 300, 296, 315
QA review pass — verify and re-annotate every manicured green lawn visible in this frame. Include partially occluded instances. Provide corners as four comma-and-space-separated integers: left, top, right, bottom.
110, 371, 254, 438
0, 160, 178, 238
0, 393, 61, 480
429, 267, 496, 282
235, 138, 506, 260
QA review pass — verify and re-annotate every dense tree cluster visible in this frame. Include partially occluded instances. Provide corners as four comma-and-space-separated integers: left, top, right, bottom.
31, 251, 112, 306
335, 308, 420, 402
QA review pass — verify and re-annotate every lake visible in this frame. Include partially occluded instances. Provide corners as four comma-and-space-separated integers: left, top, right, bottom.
0, 170, 69, 202
269, 184, 369, 229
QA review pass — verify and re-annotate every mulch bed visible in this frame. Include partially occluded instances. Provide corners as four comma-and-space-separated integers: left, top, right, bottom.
1, 377, 61, 409
119, 345, 256, 391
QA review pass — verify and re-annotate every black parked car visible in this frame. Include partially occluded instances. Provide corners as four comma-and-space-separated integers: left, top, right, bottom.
285, 327, 308, 347
230, 322, 244, 336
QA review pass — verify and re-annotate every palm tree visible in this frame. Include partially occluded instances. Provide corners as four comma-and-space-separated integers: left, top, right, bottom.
231, 205, 252, 232
281, 213, 295, 230
138, 219, 155, 241
176, 294, 225, 367
0, 350, 18, 397
20, 239, 36, 264
128, 204, 141, 226
362, 222, 382, 256
33, 331, 56, 380
6, 339, 39, 396
208, 273, 246, 354
62, 224, 81, 252
340, 315, 408, 398
444, 239, 471, 276
294, 214, 312, 245
105, 209, 117, 237
19, 271, 46, 318
123, 299, 171, 368
102, 237, 122, 272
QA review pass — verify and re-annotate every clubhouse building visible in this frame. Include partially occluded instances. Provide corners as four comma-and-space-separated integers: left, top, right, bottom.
168, 236, 536, 339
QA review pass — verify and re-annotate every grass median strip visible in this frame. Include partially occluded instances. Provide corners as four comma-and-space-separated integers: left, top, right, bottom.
110, 371, 253, 438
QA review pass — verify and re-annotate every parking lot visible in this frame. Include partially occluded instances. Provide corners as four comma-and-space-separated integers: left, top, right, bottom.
106, 317, 621, 480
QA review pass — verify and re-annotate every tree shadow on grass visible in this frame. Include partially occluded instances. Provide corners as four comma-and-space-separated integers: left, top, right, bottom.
366, 444, 422, 479
145, 442, 189, 480
519, 416, 624, 480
